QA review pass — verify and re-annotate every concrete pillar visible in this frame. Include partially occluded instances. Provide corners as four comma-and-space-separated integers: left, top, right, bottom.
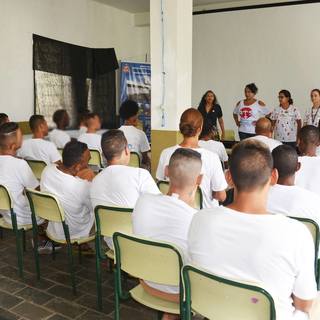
150, 0, 193, 177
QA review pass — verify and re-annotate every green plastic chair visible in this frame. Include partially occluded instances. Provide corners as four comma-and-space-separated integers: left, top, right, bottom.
26, 159, 47, 180
26, 188, 95, 295
0, 185, 33, 278
89, 149, 103, 171
128, 152, 141, 168
182, 264, 276, 320
289, 216, 320, 290
94, 205, 133, 310
113, 232, 184, 320
157, 180, 203, 210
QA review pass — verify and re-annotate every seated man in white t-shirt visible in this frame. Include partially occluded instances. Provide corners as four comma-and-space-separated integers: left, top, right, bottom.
78, 113, 102, 153
90, 129, 160, 248
296, 125, 320, 196
18, 115, 61, 165
198, 122, 228, 168
133, 148, 202, 320
0, 122, 39, 226
41, 141, 94, 244
49, 109, 71, 148
268, 145, 320, 235
119, 100, 150, 168
188, 140, 319, 320
248, 117, 282, 151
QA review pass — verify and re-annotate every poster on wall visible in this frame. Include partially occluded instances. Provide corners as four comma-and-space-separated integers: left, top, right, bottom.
120, 61, 151, 141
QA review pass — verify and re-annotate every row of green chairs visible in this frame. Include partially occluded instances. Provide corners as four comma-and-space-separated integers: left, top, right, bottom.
25, 150, 142, 180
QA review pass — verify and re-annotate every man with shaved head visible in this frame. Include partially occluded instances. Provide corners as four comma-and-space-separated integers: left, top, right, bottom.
0, 122, 39, 225
248, 117, 282, 151
132, 148, 202, 320
188, 140, 319, 320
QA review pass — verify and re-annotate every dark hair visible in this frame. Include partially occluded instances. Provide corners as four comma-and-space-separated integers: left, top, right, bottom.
311, 89, 320, 96
179, 108, 203, 138
229, 140, 273, 192
245, 83, 258, 95
279, 89, 293, 105
62, 140, 88, 168
272, 145, 298, 178
0, 122, 19, 148
78, 109, 90, 124
299, 125, 319, 145
29, 115, 45, 131
0, 113, 9, 126
169, 148, 202, 166
199, 122, 214, 139
101, 129, 127, 161
53, 109, 68, 126
198, 90, 218, 112
119, 100, 139, 120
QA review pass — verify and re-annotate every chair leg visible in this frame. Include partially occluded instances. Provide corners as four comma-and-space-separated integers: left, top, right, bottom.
32, 231, 40, 280
114, 269, 120, 320
16, 230, 24, 278
96, 255, 102, 311
108, 258, 113, 273
78, 244, 82, 265
66, 242, 76, 295
157, 311, 163, 320
22, 229, 26, 252
0, 227, 3, 239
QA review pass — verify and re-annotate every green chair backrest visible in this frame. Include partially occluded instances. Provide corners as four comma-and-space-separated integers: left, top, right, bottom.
89, 149, 103, 168
26, 160, 47, 180
113, 232, 183, 286
223, 129, 235, 141
182, 265, 276, 320
128, 152, 141, 168
157, 180, 203, 209
0, 184, 12, 211
26, 189, 64, 222
95, 205, 133, 238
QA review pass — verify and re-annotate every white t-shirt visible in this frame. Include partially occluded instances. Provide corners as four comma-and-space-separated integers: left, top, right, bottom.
78, 133, 102, 153
119, 125, 150, 155
133, 193, 197, 294
295, 156, 320, 196
40, 165, 94, 240
0, 155, 39, 225
90, 165, 160, 248
268, 184, 320, 256
156, 145, 227, 208
188, 206, 317, 320
17, 138, 61, 165
247, 135, 282, 151
304, 107, 320, 127
270, 105, 301, 142
233, 100, 270, 134
49, 129, 71, 149
198, 140, 228, 163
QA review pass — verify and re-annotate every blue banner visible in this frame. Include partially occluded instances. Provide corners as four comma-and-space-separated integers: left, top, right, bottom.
120, 61, 151, 141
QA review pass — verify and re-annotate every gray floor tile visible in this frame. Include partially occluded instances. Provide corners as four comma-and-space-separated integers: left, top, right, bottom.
44, 298, 87, 319
11, 302, 52, 320
0, 290, 23, 309
15, 287, 54, 305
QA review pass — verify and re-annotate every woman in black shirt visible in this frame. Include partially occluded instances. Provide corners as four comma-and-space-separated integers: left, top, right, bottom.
198, 90, 225, 140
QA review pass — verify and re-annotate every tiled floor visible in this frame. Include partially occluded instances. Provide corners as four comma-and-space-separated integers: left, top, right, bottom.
0, 230, 159, 320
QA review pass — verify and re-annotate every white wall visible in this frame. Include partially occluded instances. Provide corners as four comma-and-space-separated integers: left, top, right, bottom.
0, 0, 150, 121
192, 3, 320, 136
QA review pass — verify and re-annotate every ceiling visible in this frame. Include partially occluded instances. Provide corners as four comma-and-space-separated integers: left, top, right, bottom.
94, 0, 253, 13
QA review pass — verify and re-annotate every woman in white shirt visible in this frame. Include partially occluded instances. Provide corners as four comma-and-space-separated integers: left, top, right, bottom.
304, 89, 320, 127
271, 90, 301, 148
156, 108, 227, 207
233, 83, 270, 140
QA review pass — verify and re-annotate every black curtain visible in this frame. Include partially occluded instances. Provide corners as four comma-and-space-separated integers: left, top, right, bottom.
33, 34, 119, 128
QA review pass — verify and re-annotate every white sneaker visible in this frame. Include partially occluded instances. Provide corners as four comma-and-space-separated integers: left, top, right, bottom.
31, 239, 61, 255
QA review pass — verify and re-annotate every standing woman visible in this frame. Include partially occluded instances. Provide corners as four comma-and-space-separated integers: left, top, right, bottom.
271, 90, 301, 148
233, 83, 270, 140
198, 90, 225, 140
304, 89, 320, 127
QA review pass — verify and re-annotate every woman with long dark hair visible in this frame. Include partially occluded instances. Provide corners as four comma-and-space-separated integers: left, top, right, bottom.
198, 90, 225, 140
271, 89, 301, 148
233, 83, 270, 140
